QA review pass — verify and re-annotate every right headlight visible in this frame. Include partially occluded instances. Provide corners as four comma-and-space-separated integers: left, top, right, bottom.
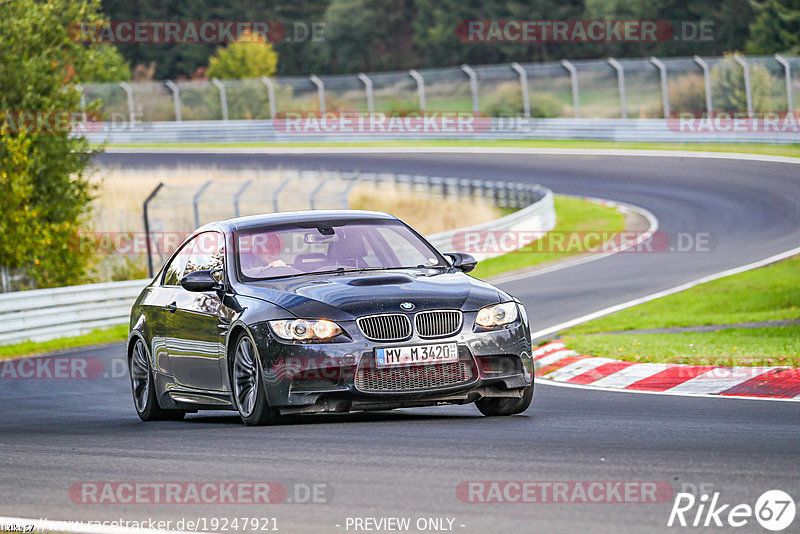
475, 302, 519, 328
268, 319, 343, 341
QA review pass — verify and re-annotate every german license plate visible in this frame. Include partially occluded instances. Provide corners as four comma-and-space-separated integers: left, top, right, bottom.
375, 343, 459, 368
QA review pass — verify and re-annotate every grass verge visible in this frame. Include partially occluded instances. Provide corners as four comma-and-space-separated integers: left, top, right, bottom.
471, 196, 626, 279
563, 255, 800, 367
0, 324, 128, 361
565, 327, 800, 368
105, 140, 800, 159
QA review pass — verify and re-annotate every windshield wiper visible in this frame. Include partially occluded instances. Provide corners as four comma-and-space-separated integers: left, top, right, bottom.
248, 265, 447, 281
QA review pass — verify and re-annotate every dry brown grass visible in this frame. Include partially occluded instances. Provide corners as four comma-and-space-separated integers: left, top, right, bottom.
90, 166, 503, 235
349, 183, 499, 235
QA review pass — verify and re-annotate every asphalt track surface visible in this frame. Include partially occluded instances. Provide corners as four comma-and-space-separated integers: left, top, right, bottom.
1, 150, 799, 533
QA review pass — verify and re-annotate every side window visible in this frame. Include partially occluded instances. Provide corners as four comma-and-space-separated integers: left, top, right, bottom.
183, 232, 225, 279
162, 237, 196, 286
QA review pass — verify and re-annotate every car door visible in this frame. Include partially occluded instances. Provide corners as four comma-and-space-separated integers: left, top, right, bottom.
144, 236, 195, 377
168, 231, 230, 392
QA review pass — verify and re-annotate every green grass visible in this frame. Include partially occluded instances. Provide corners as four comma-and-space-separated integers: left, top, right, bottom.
567, 255, 800, 334
471, 196, 626, 279
104, 139, 800, 159
0, 324, 128, 361
562, 255, 800, 367
565, 326, 800, 368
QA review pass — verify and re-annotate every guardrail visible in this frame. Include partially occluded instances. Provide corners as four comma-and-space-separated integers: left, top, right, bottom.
0, 279, 147, 345
86, 117, 800, 145
1, 178, 554, 346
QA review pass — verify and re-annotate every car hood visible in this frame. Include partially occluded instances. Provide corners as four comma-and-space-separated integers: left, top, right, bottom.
233, 269, 506, 320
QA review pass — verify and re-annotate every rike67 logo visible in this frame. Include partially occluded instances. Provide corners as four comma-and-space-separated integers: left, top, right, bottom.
668, 489, 795, 531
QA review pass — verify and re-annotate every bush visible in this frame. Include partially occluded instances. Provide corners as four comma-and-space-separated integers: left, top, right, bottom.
484, 82, 564, 118
668, 74, 708, 114
207, 30, 278, 80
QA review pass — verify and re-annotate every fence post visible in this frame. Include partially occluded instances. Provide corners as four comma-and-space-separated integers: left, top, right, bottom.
143, 182, 164, 278
193, 180, 213, 228
260, 77, 278, 119
343, 171, 362, 209
461, 64, 480, 115
164, 80, 182, 121
233, 179, 253, 217
693, 55, 713, 115
774, 54, 793, 112
358, 73, 375, 113
607, 58, 627, 119
511, 62, 530, 118
310, 75, 326, 114
649, 57, 670, 118
119, 81, 136, 125
273, 175, 292, 212
409, 69, 426, 112
560, 60, 580, 118
733, 55, 753, 114
309, 175, 327, 210
211, 79, 229, 121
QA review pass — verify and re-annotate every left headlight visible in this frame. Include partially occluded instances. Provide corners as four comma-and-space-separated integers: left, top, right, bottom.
475, 302, 519, 328
268, 319, 343, 341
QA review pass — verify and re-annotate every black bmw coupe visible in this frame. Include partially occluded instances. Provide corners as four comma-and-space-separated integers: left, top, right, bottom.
128, 210, 533, 425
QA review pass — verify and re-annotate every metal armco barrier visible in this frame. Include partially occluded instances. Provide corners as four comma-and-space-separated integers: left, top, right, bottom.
85, 118, 800, 145
0, 279, 147, 345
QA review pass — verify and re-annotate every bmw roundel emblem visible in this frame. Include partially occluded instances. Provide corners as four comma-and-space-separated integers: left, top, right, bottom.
400, 302, 415, 311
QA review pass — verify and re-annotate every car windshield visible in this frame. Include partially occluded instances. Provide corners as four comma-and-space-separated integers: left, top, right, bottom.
236, 219, 447, 280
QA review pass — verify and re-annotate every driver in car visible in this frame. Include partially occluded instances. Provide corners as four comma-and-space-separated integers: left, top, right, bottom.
242, 232, 292, 277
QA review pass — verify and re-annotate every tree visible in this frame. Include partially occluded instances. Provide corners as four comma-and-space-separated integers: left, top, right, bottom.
584, 0, 755, 58
412, 0, 586, 69
88, 43, 132, 82
0, 0, 115, 288
745, 0, 800, 55
322, 0, 417, 73
207, 30, 278, 79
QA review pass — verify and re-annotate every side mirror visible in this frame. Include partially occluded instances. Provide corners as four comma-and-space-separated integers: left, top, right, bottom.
444, 252, 478, 273
180, 270, 222, 292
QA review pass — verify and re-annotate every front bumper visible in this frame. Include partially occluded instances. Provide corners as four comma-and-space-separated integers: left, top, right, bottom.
248, 316, 533, 414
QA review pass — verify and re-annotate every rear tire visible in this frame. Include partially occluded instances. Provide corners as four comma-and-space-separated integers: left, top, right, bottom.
475, 383, 534, 416
129, 338, 186, 421
232, 332, 279, 426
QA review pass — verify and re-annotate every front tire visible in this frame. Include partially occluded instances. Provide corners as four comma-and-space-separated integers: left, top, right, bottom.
232, 332, 278, 426
129, 338, 185, 421
475, 383, 534, 416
